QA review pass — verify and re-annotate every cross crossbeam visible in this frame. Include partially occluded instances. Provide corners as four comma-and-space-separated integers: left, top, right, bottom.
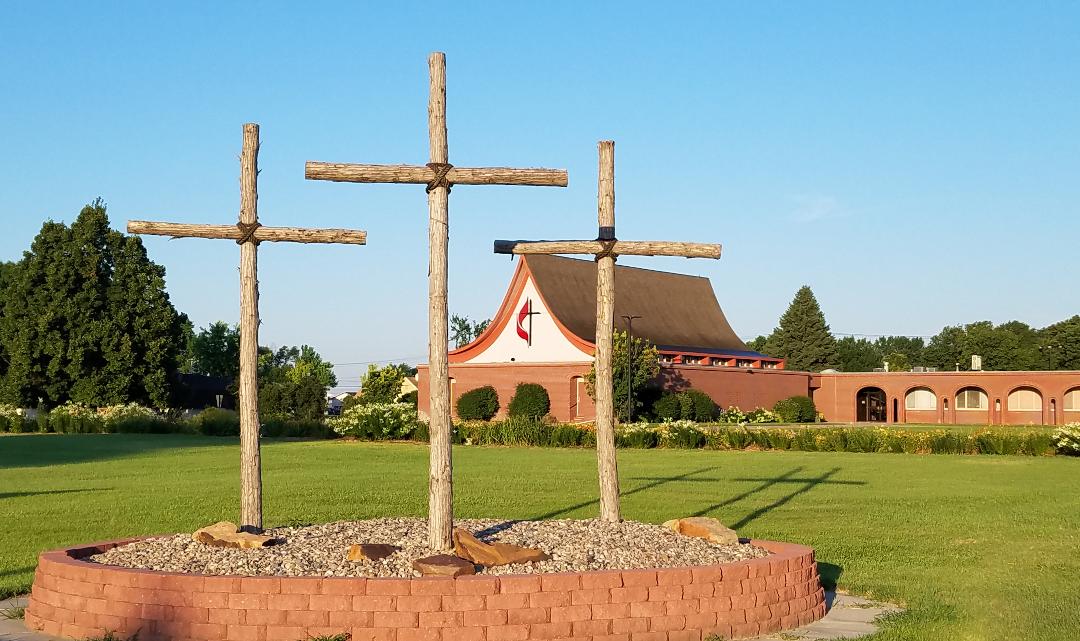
304, 52, 568, 552
128, 123, 368, 532
305, 163, 566, 187
494, 239, 721, 258
493, 140, 722, 523
127, 221, 367, 245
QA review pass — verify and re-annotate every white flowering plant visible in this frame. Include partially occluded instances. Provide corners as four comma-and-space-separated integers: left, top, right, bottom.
1053, 423, 1080, 455
328, 402, 418, 440
0, 403, 31, 433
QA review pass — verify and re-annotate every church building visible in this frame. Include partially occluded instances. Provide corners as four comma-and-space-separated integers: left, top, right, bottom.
418, 255, 797, 422
416, 255, 1080, 426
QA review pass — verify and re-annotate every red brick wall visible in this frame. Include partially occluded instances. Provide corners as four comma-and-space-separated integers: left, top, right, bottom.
422, 364, 815, 423
813, 371, 1080, 425
658, 367, 813, 413
26, 539, 825, 641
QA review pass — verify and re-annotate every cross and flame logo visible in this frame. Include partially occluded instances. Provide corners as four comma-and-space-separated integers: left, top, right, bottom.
516, 298, 541, 346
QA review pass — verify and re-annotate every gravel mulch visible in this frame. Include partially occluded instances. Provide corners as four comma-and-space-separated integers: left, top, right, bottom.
88, 518, 768, 578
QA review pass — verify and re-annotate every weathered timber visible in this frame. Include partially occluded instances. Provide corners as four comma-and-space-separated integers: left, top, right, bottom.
489, 139, 724, 523
302, 52, 567, 552
127, 221, 367, 245
493, 239, 721, 259
594, 140, 620, 523
305, 162, 567, 187
427, 51, 454, 553
128, 123, 368, 535
238, 123, 263, 532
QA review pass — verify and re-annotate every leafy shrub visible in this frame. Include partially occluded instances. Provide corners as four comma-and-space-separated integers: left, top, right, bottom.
507, 383, 551, 419
617, 422, 660, 448
328, 402, 417, 440
456, 386, 500, 421
49, 403, 103, 433
262, 419, 337, 439
1053, 423, 1080, 455
193, 408, 240, 436
0, 404, 32, 433
99, 403, 169, 434
773, 395, 817, 423
651, 389, 717, 422
399, 390, 419, 407
746, 407, 779, 424
652, 393, 682, 421
684, 390, 717, 422
659, 420, 708, 448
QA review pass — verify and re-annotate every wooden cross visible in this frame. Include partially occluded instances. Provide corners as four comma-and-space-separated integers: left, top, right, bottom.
127, 123, 368, 532
304, 52, 568, 551
494, 140, 721, 522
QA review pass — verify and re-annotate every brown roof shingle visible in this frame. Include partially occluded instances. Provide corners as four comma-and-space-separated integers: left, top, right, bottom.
525, 255, 753, 355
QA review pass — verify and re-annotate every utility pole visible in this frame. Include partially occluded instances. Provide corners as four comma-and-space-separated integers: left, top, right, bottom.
621, 314, 642, 423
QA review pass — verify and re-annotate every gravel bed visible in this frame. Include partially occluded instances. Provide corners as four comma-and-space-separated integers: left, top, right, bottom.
88, 518, 768, 578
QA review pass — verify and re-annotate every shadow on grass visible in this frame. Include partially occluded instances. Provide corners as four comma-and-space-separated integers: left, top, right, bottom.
0, 434, 234, 470
532, 465, 866, 532
0, 488, 113, 500
817, 561, 843, 591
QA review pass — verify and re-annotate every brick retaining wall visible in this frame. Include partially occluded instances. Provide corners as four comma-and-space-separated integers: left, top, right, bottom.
26, 539, 825, 641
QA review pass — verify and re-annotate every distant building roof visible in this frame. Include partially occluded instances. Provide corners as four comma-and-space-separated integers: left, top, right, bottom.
524, 255, 754, 355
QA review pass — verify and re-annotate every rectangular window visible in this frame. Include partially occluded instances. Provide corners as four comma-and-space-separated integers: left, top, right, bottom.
956, 389, 987, 410
1008, 390, 1042, 411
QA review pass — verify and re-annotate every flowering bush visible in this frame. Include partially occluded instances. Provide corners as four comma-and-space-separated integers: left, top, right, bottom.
1053, 423, 1080, 455
0, 404, 32, 433
48, 402, 104, 433
329, 402, 417, 440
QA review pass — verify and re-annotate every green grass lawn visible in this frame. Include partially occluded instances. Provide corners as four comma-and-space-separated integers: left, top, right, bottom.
1, 434, 1078, 641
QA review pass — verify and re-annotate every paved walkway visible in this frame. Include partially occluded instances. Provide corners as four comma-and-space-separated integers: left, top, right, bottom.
1, 592, 902, 641
755, 592, 903, 640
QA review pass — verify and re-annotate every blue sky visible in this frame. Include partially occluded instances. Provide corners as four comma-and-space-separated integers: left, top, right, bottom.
2, 3, 1078, 390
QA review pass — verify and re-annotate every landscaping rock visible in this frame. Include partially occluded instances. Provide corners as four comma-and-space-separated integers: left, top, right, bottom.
663, 517, 739, 545
193, 521, 274, 549
453, 528, 550, 566
347, 543, 399, 562
412, 554, 475, 577
91, 518, 767, 578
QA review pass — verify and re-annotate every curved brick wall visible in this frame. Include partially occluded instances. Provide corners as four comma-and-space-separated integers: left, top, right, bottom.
26, 538, 825, 641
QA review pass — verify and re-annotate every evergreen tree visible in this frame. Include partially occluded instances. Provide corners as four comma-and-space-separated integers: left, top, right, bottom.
0, 200, 185, 408
764, 286, 838, 372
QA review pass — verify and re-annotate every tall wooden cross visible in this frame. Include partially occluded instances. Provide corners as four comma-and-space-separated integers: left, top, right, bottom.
495, 140, 721, 522
304, 52, 568, 551
128, 123, 368, 532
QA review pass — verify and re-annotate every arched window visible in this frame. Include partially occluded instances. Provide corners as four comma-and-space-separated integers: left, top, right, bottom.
1064, 388, 1080, 411
1008, 388, 1043, 411
956, 387, 988, 410
905, 388, 937, 410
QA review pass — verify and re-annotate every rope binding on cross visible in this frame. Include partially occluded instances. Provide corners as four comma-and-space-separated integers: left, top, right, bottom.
426, 162, 454, 193
595, 238, 618, 262
235, 221, 262, 245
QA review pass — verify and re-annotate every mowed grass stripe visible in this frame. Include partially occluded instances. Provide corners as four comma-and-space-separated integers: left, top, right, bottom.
0, 434, 1078, 641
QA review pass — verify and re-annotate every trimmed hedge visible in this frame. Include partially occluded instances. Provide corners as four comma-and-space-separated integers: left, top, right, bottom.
456, 385, 500, 421
652, 389, 718, 422
773, 395, 817, 423
507, 383, 550, 419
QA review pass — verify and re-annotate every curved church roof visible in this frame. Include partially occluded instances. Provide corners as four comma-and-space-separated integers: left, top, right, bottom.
524, 255, 752, 355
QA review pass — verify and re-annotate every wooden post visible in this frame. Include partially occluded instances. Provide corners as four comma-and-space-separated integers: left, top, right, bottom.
492, 141, 722, 522
594, 140, 620, 522
127, 123, 368, 535
427, 52, 453, 552
238, 123, 263, 532
303, 53, 567, 552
